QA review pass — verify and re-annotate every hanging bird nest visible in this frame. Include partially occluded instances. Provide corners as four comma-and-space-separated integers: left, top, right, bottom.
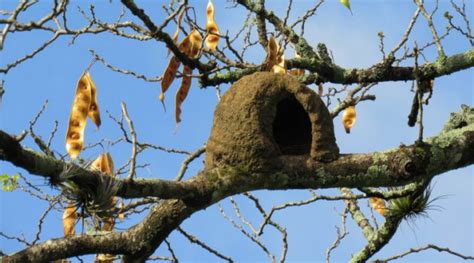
205, 72, 339, 172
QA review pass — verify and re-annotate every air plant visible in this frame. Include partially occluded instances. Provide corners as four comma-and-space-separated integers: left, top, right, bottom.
387, 185, 443, 222
58, 162, 121, 220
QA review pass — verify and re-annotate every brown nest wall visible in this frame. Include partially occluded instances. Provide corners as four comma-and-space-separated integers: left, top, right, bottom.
205, 72, 339, 171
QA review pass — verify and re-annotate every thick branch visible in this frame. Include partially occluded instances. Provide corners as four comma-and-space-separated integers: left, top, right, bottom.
2, 106, 473, 261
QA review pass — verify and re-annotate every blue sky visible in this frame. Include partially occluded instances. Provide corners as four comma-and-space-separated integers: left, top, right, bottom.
0, 0, 473, 262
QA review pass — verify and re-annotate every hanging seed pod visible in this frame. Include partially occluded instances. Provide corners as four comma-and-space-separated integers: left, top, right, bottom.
205, 0, 220, 50
63, 203, 77, 237
160, 35, 192, 105
169, 8, 186, 56
175, 66, 193, 123
174, 30, 201, 123
369, 197, 387, 217
65, 73, 93, 159
86, 73, 101, 128
189, 29, 203, 58
342, 105, 357, 134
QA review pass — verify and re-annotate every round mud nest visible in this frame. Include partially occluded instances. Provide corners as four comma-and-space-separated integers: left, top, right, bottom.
205, 72, 339, 172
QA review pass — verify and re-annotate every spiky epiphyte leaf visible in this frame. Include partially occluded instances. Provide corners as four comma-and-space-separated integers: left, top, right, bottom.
388, 185, 441, 221
60, 174, 120, 219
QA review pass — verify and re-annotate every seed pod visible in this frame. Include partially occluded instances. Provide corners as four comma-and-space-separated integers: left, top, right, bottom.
85, 73, 101, 128
189, 29, 203, 58
264, 36, 280, 71
318, 83, 324, 96
91, 153, 117, 262
342, 105, 356, 134
205, 0, 219, 50
169, 8, 186, 56
91, 153, 115, 176
118, 201, 125, 221
272, 53, 286, 75
340, 0, 353, 14
370, 197, 387, 217
63, 203, 77, 236
66, 73, 92, 159
289, 52, 305, 76
175, 66, 193, 123
160, 35, 192, 105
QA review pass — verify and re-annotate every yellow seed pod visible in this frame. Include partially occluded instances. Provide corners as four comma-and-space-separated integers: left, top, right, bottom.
272, 53, 286, 75
264, 36, 280, 71
91, 153, 117, 263
289, 51, 305, 76
85, 73, 101, 128
370, 197, 387, 217
66, 73, 92, 159
342, 105, 356, 134
160, 35, 192, 104
175, 66, 193, 123
118, 201, 125, 221
169, 8, 186, 56
91, 153, 115, 176
205, 0, 219, 50
63, 203, 77, 237
189, 29, 203, 58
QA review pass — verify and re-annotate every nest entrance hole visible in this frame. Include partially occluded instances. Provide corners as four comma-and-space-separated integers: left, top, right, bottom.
272, 95, 311, 155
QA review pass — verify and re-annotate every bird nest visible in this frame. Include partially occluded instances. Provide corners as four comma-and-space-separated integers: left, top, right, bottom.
205, 72, 339, 172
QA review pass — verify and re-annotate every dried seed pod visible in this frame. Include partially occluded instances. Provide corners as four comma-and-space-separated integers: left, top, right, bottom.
272, 53, 286, 75
66, 73, 92, 159
289, 52, 305, 76
91, 153, 115, 176
189, 29, 203, 58
370, 197, 387, 217
160, 36, 192, 105
169, 8, 186, 56
91, 153, 117, 262
318, 83, 324, 96
85, 72, 101, 128
63, 203, 77, 236
118, 201, 125, 221
342, 105, 356, 134
175, 66, 193, 123
205, 0, 219, 50
264, 36, 280, 71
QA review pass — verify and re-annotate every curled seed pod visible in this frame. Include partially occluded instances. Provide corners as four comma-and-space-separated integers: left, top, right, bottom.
85, 72, 101, 128
272, 53, 286, 75
205, 0, 219, 50
63, 203, 77, 236
160, 35, 192, 105
342, 105, 357, 134
369, 197, 387, 217
175, 66, 193, 124
66, 73, 92, 159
